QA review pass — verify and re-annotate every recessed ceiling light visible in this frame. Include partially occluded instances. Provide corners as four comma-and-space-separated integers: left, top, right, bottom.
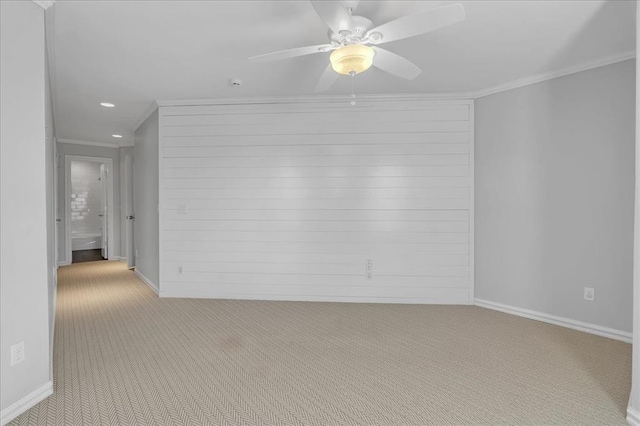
100, 102, 115, 108
112, 134, 123, 138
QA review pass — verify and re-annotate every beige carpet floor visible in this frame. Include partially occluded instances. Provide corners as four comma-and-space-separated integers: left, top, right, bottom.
11, 261, 631, 425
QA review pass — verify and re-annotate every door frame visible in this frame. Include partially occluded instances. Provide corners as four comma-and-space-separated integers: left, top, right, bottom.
64, 155, 114, 264
124, 154, 135, 268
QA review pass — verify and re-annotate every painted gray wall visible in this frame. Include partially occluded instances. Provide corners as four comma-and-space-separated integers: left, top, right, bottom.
475, 59, 635, 333
1, 0, 51, 412
626, 7, 640, 419
45, 15, 57, 360
56, 143, 122, 263
134, 111, 159, 288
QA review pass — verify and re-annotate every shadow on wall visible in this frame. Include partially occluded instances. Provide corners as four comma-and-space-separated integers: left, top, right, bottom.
536, 1, 635, 74
541, 4, 636, 409
475, 0, 635, 413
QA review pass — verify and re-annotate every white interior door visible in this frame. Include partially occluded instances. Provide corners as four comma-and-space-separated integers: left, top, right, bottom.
54, 142, 60, 266
100, 163, 108, 259
125, 155, 135, 268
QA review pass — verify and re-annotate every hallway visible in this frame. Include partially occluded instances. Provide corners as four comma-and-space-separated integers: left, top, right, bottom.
72, 249, 105, 264
10, 261, 632, 425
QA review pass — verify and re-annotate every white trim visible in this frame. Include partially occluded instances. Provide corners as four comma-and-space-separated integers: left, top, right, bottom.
124, 154, 135, 268
50, 265, 57, 378
32, 0, 54, 9
132, 101, 158, 132
160, 287, 473, 304
468, 101, 475, 303
57, 138, 120, 149
136, 53, 637, 132
135, 269, 159, 295
57, 260, 71, 267
64, 156, 115, 265
155, 94, 474, 108
629, 4, 640, 420
0, 381, 53, 426
474, 51, 636, 98
475, 298, 632, 343
142, 96, 474, 134
139, 52, 636, 120
158, 109, 165, 300
628, 407, 640, 426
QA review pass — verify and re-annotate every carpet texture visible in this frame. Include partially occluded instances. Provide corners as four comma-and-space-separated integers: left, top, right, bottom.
11, 261, 631, 425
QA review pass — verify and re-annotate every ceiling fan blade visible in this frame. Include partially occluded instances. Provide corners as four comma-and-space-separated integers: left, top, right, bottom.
372, 47, 422, 80
310, 0, 355, 34
315, 64, 340, 92
368, 3, 465, 45
249, 44, 332, 62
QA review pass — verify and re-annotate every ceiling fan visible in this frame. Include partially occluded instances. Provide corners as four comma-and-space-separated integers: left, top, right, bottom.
249, 1, 465, 92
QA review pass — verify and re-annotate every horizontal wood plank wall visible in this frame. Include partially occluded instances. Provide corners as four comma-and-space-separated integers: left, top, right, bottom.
159, 99, 474, 303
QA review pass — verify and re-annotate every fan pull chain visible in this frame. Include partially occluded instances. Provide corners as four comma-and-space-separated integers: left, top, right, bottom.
349, 70, 356, 106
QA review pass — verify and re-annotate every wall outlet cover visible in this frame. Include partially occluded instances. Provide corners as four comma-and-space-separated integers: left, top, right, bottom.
365, 259, 373, 280
584, 287, 595, 302
11, 341, 25, 366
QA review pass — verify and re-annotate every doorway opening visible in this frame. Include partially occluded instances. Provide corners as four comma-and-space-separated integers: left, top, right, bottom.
65, 156, 114, 264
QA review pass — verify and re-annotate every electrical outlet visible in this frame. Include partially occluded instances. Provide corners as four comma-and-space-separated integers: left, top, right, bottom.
177, 204, 188, 215
178, 265, 183, 274
584, 287, 595, 302
365, 259, 373, 280
11, 341, 25, 366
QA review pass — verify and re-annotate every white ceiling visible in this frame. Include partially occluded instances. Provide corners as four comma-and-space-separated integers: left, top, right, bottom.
50, 0, 636, 146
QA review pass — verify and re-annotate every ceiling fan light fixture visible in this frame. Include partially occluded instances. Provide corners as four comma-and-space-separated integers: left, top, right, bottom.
329, 44, 375, 75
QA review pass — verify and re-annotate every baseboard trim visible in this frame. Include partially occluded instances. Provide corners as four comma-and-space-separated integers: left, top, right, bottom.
1, 381, 53, 426
57, 261, 71, 267
50, 269, 58, 378
627, 407, 640, 426
475, 298, 632, 343
134, 270, 159, 295
160, 288, 471, 305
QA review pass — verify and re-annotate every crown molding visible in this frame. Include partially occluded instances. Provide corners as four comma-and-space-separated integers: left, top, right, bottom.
474, 50, 636, 99
32, 1, 54, 10
132, 100, 159, 133
134, 52, 635, 126
57, 138, 121, 149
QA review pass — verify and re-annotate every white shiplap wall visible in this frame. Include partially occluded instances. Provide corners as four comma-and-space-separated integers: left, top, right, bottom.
158, 98, 474, 304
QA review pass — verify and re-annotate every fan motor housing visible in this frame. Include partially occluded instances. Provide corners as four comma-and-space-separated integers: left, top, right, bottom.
329, 15, 374, 45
